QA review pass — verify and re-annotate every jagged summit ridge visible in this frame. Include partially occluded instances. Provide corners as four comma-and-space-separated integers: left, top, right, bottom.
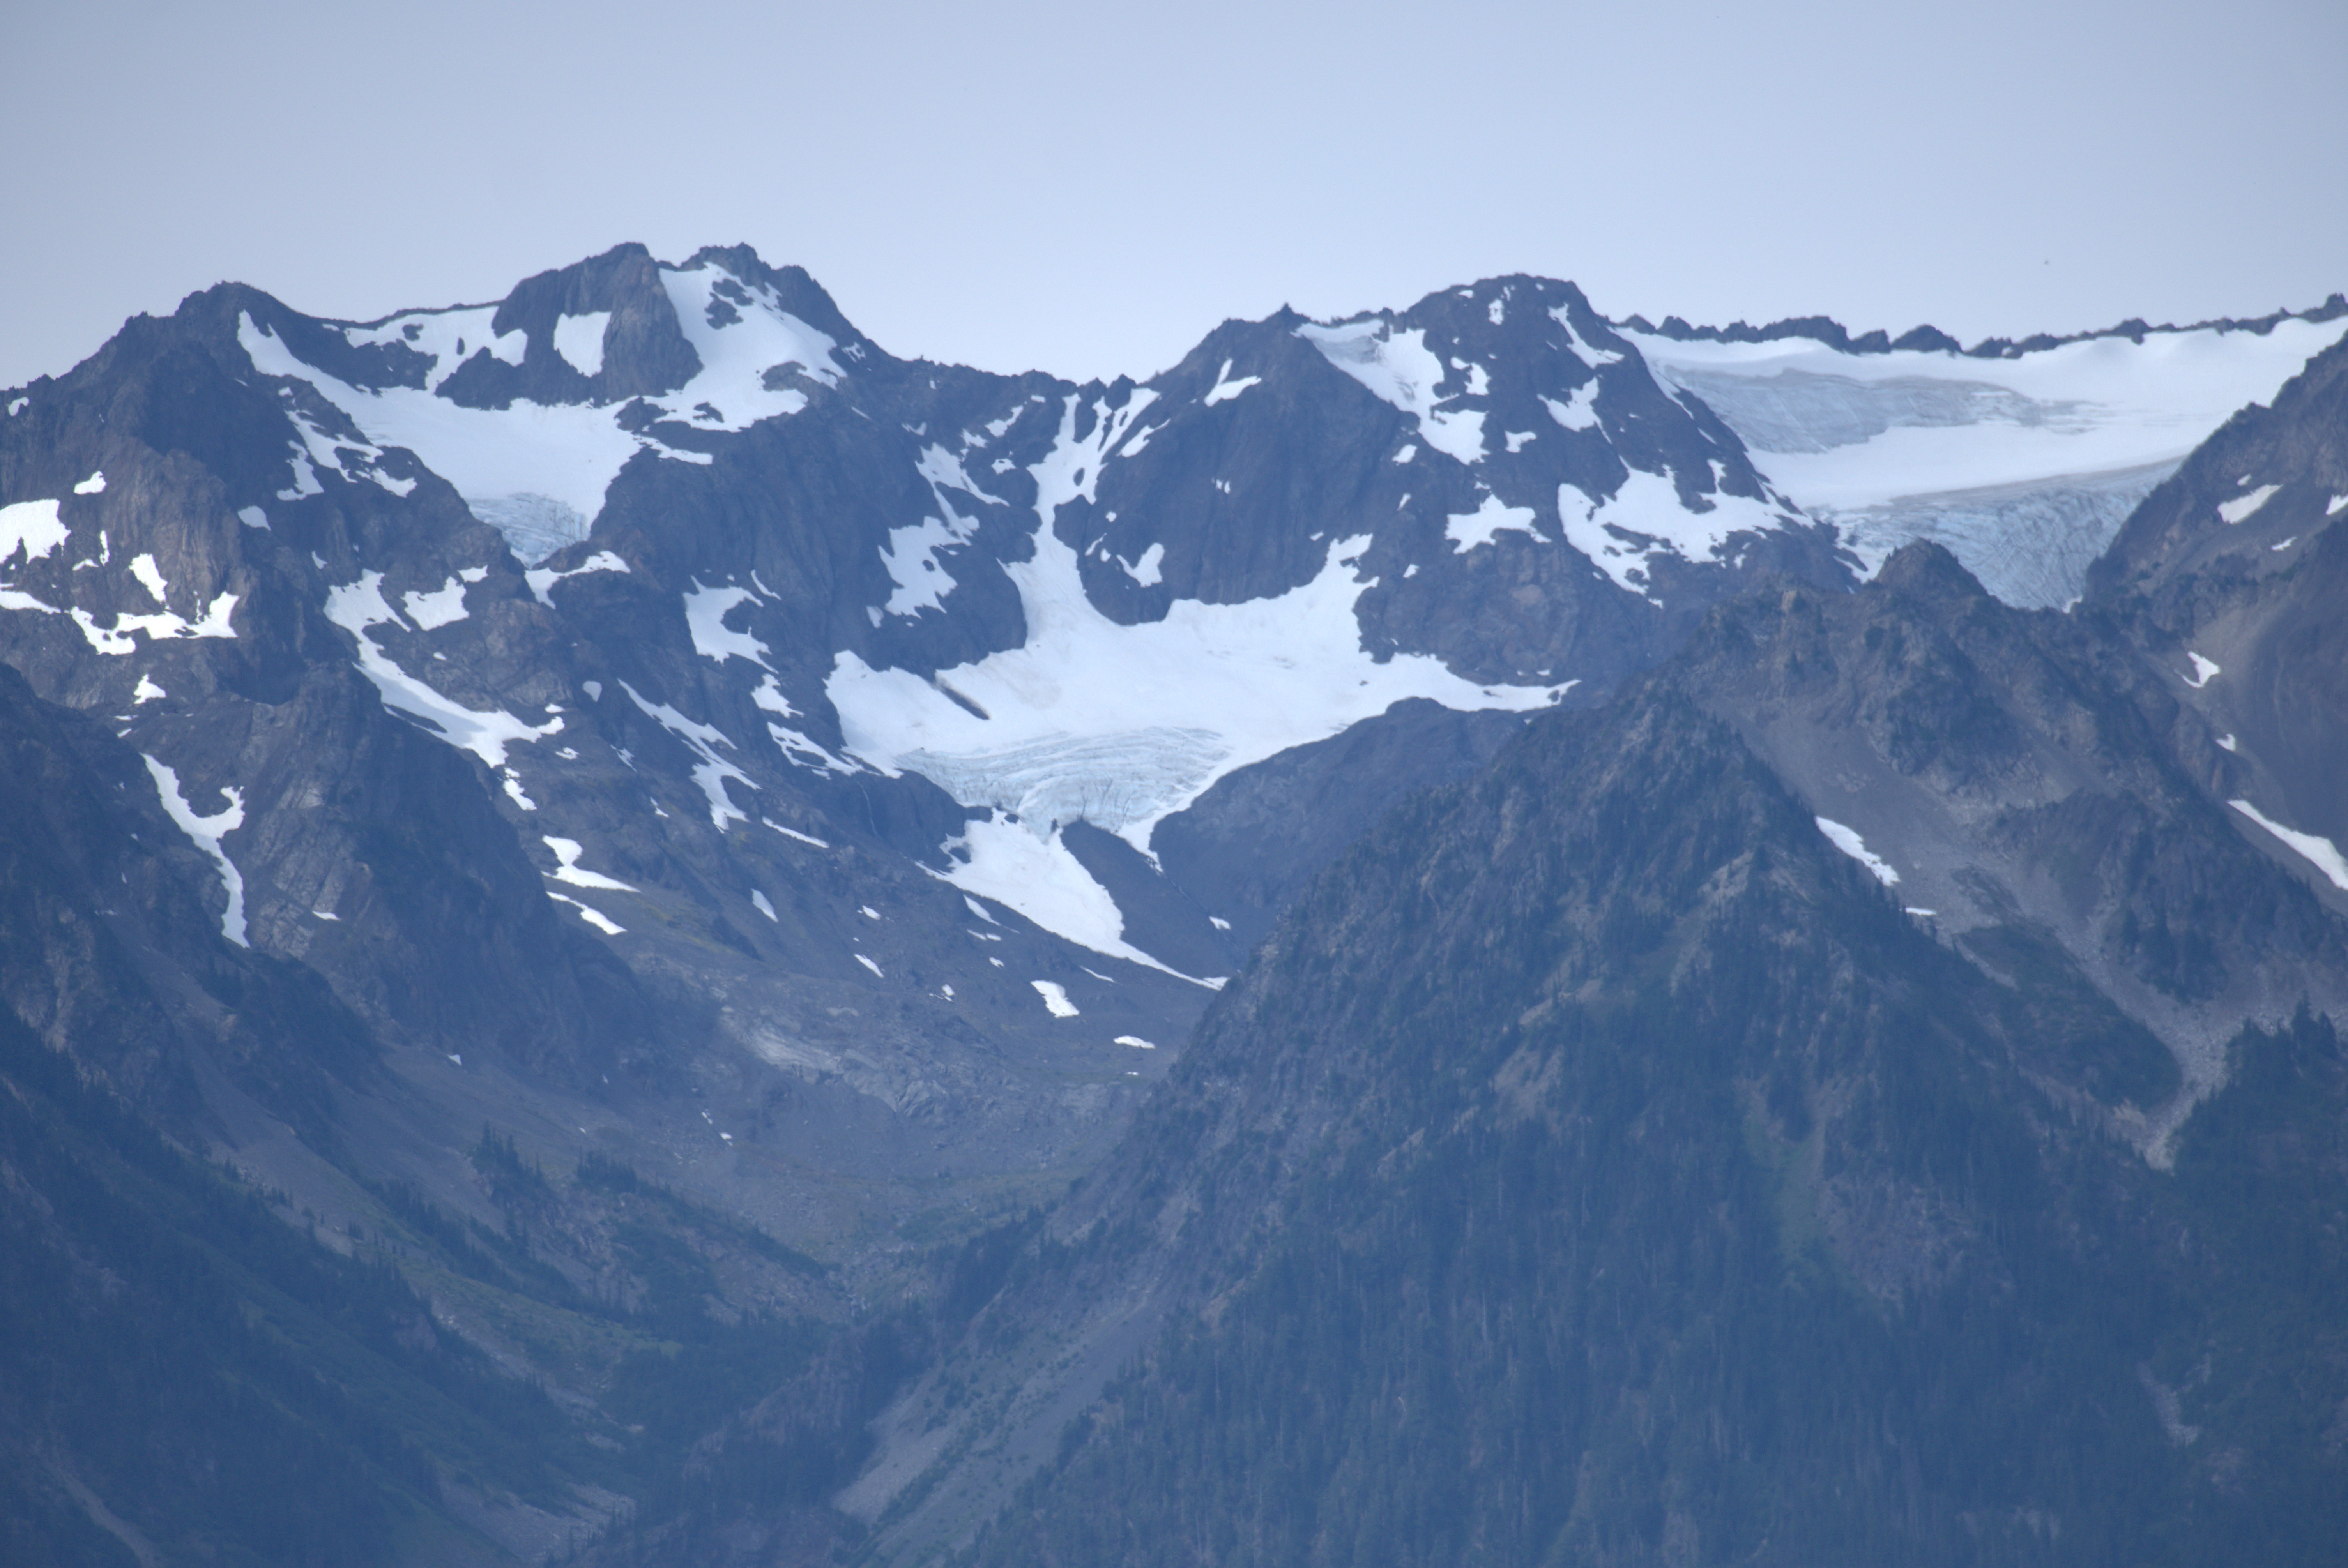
228, 244, 866, 563
1626, 290, 2348, 359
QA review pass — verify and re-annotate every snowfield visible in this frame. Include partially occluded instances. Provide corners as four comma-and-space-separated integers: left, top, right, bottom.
239, 256, 846, 560
828, 390, 1569, 973
1627, 315, 2348, 607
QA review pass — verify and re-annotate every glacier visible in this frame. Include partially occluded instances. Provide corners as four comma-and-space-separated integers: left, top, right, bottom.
1627, 315, 2348, 608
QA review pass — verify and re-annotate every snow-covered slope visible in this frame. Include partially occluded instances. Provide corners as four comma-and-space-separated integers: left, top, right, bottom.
169, 257, 1846, 985
236, 252, 853, 562
1627, 314, 2348, 607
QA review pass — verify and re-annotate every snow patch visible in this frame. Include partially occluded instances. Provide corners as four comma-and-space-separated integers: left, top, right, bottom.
127, 554, 167, 604
1815, 816, 1900, 886
324, 571, 559, 766
1550, 307, 1623, 366
0, 499, 68, 563
753, 676, 858, 773
2219, 484, 2281, 525
272, 388, 414, 498
341, 302, 523, 385
1115, 1034, 1156, 1049
873, 445, 1010, 621
751, 889, 777, 921
2230, 799, 2348, 890
133, 673, 164, 704
275, 450, 322, 500
1202, 359, 1261, 406
2217, 733, 2238, 752
917, 443, 1004, 517
1558, 471, 1786, 599
68, 578, 239, 652
552, 312, 611, 377
237, 505, 268, 530
2183, 653, 2220, 689
683, 581, 773, 668
879, 517, 967, 618
1029, 389, 1162, 517
855, 953, 884, 978
544, 836, 635, 891
1296, 320, 1486, 463
525, 549, 629, 606
144, 755, 246, 945
1446, 493, 1544, 553
1542, 383, 1600, 432
621, 681, 751, 830
767, 723, 858, 774
929, 816, 1193, 978
402, 577, 469, 629
547, 890, 625, 934
1115, 541, 1166, 586
1031, 980, 1079, 1018
73, 471, 105, 494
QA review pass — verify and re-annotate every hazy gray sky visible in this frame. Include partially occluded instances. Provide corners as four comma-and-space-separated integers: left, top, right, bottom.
5, 0, 2343, 388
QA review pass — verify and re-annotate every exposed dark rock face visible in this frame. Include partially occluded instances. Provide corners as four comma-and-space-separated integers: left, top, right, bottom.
0, 659, 374, 1134
1670, 546, 2348, 1152
2089, 332, 2348, 856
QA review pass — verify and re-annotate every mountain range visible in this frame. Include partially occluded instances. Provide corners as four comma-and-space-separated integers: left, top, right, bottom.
2, 244, 2344, 1566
